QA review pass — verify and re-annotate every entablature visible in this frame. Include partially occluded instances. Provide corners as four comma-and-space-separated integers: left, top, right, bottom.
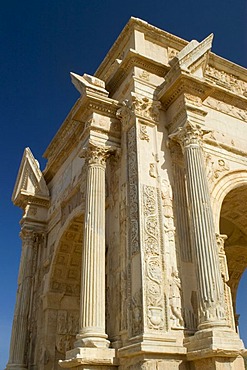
43, 74, 121, 182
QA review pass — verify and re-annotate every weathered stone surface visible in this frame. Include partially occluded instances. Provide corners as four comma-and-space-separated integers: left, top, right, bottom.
6, 17, 247, 370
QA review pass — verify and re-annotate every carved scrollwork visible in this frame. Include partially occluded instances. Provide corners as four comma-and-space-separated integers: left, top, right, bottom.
142, 185, 166, 331
127, 126, 140, 255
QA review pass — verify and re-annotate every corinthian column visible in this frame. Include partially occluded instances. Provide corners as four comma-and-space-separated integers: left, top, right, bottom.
75, 142, 111, 348
6, 229, 36, 370
170, 121, 227, 330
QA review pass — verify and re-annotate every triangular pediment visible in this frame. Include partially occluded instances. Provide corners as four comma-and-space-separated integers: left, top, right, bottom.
70, 72, 109, 96
170, 33, 214, 77
12, 147, 49, 208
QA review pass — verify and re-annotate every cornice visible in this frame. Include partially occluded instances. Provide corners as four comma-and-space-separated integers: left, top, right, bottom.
15, 192, 50, 209
105, 49, 168, 96
95, 17, 187, 81
43, 88, 120, 182
159, 69, 247, 113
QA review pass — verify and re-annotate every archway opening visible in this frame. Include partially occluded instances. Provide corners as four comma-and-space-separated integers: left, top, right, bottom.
220, 185, 247, 340
47, 214, 84, 361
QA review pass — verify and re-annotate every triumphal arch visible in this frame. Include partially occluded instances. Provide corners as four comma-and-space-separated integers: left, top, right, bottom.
7, 17, 247, 370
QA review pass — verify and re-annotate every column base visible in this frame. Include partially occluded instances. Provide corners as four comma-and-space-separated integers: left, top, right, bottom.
74, 332, 110, 348
184, 327, 246, 363
5, 364, 27, 370
59, 347, 117, 368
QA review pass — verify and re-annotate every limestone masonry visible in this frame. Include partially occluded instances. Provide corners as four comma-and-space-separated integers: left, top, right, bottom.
6, 17, 247, 370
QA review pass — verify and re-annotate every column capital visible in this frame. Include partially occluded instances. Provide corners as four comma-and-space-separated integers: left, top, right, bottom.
169, 121, 211, 149
80, 141, 117, 167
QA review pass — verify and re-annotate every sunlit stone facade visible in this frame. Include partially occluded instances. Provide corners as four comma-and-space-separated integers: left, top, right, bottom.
7, 17, 247, 370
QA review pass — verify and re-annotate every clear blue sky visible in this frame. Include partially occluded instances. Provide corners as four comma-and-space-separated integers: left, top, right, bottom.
0, 1, 246, 368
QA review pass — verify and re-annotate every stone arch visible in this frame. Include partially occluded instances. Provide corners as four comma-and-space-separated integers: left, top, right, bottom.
211, 170, 247, 232
43, 211, 84, 358
49, 212, 83, 296
211, 170, 247, 330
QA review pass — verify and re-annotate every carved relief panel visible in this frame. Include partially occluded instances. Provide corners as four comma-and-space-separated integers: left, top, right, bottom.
142, 185, 168, 331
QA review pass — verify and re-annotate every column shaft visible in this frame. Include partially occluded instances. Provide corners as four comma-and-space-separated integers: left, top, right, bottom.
76, 144, 110, 348
7, 230, 35, 369
172, 122, 227, 329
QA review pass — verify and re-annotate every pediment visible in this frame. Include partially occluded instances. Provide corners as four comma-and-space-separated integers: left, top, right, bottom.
170, 33, 214, 78
70, 72, 109, 96
12, 147, 49, 208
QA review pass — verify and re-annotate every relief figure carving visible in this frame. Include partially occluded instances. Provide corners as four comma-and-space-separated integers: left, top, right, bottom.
169, 270, 184, 329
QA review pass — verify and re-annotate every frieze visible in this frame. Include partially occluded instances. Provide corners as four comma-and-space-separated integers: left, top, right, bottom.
204, 97, 247, 121
205, 65, 247, 97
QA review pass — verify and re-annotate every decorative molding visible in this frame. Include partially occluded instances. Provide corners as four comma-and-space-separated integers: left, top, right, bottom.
142, 185, 167, 331
205, 66, 247, 97
127, 126, 140, 255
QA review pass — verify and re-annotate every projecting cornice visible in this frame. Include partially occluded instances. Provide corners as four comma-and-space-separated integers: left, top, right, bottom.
158, 34, 247, 110
43, 73, 120, 182
12, 147, 50, 209
95, 17, 187, 82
